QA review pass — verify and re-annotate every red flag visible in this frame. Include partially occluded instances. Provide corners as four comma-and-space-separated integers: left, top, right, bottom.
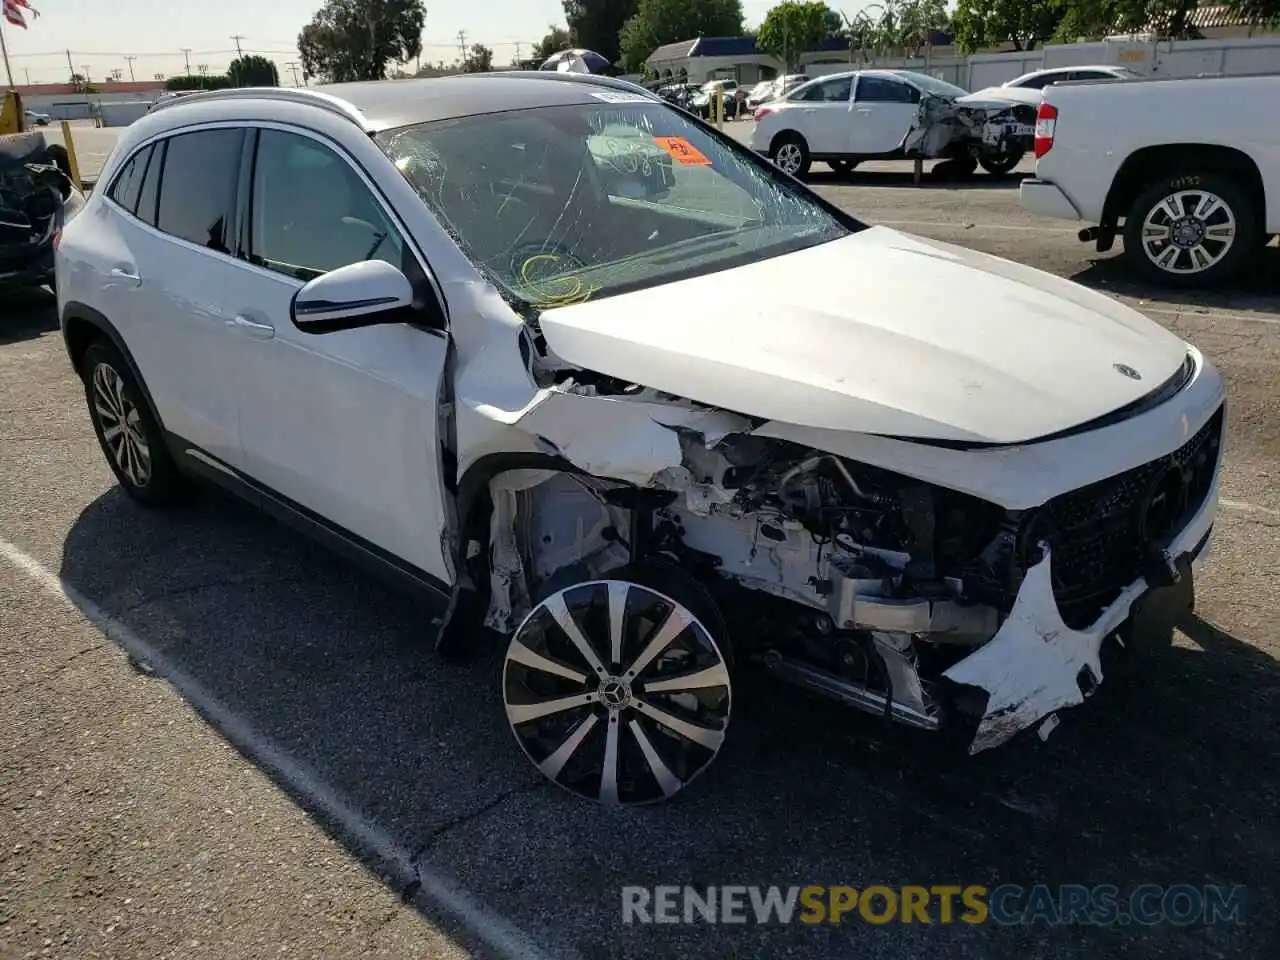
3, 0, 39, 28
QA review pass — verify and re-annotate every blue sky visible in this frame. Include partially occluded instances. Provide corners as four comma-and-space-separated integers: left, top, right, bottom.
0, 0, 870, 84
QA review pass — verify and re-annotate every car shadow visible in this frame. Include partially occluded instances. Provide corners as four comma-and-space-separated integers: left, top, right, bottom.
0, 286, 58, 346
1069, 242, 1280, 315
806, 168, 1032, 191
59, 488, 1279, 958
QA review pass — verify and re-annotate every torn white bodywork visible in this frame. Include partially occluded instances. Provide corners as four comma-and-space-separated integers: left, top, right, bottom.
446, 222, 1226, 756
899, 93, 1036, 159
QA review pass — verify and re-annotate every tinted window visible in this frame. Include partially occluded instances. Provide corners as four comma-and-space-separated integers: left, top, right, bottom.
795, 76, 851, 102
857, 77, 918, 103
155, 129, 243, 253
135, 141, 163, 226
249, 129, 404, 282
1069, 70, 1111, 81
1015, 72, 1065, 90
107, 144, 151, 213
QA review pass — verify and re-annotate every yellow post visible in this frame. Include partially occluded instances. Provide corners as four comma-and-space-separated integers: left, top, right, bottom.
715, 87, 723, 131
59, 120, 84, 191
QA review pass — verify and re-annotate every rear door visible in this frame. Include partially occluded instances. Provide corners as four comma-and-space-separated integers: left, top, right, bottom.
788, 75, 854, 154
849, 75, 921, 155
98, 127, 247, 465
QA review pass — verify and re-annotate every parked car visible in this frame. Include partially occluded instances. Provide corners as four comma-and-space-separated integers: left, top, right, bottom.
58, 74, 1224, 806
1, 132, 84, 290
691, 79, 742, 119
1021, 73, 1280, 286
966, 65, 1142, 107
744, 80, 779, 110
752, 69, 1031, 177
23, 109, 52, 126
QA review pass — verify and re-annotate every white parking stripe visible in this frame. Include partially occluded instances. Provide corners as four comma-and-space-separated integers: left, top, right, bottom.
1221, 499, 1280, 518
1137, 307, 1280, 327
877, 218, 1080, 234
0, 534, 564, 960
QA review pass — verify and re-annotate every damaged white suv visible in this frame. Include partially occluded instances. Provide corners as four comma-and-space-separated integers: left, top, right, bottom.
57, 74, 1225, 806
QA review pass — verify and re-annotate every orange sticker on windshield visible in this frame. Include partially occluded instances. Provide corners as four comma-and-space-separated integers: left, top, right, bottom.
653, 136, 711, 165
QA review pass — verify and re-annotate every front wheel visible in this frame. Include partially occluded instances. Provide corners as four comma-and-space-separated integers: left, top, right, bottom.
978, 146, 1024, 176
770, 133, 810, 178
1122, 172, 1260, 287
502, 576, 732, 806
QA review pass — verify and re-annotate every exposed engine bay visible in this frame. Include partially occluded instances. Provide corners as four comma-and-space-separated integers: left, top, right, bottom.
900, 94, 1037, 166
0, 131, 76, 287
472, 372, 1223, 754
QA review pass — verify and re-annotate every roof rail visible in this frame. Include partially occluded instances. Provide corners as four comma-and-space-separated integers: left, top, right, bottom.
471, 70, 659, 99
146, 87, 369, 129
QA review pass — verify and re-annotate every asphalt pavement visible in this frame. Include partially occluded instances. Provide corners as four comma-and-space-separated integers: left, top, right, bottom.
2, 122, 1278, 960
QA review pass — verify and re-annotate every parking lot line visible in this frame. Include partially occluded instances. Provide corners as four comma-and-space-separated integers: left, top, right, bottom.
1220, 499, 1280, 518
0, 533, 562, 960
877, 218, 1081, 234
1138, 306, 1280, 327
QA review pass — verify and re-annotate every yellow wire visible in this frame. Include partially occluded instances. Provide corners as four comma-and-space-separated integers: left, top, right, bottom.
519, 253, 598, 308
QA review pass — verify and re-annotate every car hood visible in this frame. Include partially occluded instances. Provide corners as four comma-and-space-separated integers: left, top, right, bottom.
536, 227, 1190, 445
958, 86, 1043, 108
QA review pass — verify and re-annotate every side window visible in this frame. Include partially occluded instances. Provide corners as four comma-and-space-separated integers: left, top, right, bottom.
249, 128, 405, 283
1069, 70, 1110, 82
134, 141, 164, 226
107, 144, 152, 214
155, 129, 243, 253
857, 77, 918, 103
816, 76, 853, 102
1014, 73, 1055, 90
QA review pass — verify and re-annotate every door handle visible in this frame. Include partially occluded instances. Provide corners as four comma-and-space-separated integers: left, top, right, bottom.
226, 314, 276, 339
109, 266, 141, 285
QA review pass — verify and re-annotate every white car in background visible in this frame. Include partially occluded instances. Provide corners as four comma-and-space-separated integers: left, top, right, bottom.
965, 65, 1142, 107
56, 73, 1224, 807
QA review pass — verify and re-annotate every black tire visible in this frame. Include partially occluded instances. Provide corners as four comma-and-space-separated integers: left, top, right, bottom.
827, 159, 859, 175
978, 147, 1024, 176
769, 132, 810, 179
80, 340, 187, 506
1122, 171, 1260, 288
43, 143, 72, 180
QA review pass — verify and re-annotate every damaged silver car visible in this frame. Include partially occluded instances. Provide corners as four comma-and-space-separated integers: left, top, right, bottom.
58, 75, 1225, 807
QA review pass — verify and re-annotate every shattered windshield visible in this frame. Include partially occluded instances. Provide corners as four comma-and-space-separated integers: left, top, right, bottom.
377, 102, 851, 309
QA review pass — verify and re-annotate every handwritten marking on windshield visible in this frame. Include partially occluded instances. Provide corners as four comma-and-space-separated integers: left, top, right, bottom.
519, 253, 598, 309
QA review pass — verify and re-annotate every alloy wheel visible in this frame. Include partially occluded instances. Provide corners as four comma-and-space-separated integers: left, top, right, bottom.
1140, 189, 1237, 275
774, 142, 803, 175
503, 579, 731, 806
92, 362, 151, 487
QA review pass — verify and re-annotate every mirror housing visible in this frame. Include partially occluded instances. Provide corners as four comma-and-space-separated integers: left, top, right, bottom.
291, 260, 423, 334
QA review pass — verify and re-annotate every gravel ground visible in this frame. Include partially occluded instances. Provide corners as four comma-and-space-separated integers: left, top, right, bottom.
2, 122, 1277, 960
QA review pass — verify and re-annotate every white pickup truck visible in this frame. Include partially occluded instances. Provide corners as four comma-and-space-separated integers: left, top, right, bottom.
1020, 74, 1280, 287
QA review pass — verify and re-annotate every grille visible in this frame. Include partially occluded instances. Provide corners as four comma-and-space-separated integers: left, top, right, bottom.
1018, 405, 1224, 629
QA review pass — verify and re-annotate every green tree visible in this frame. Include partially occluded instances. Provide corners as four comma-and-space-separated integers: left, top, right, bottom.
757, 2, 833, 71
953, 0, 1063, 52
532, 25, 574, 60
462, 43, 494, 72
1055, 0, 1203, 42
618, 0, 745, 73
165, 74, 233, 91
228, 54, 280, 87
298, 0, 426, 83
1227, 0, 1280, 27
562, 0, 638, 66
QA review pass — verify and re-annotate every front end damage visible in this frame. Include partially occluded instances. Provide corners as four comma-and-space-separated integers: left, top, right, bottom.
451, 338, 1225, 756
901, 94, 1037, 169
0, 132, 77, 288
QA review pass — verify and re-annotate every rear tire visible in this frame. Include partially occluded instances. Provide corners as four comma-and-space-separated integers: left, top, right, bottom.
828, 159, 859, 175
769, 132, 810, 179
80, 340, 187, 506
978, 147, 1024, 176
1122, 171, 1260, 288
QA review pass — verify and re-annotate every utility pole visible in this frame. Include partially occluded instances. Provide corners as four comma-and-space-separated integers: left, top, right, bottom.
66, 49, 76, 82
285, 61, 301, 87
231, 35, 245, 58
81, 65, 91, 84
456, 30, 467, 62
181, 48, 192, 75
124, 55, 136, 81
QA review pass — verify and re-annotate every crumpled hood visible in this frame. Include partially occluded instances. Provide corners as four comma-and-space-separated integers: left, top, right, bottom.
536, 227, 1189, 444
958, 86, 1044, 109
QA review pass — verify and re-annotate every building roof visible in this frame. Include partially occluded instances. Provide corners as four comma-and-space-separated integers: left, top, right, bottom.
9, 80, 161, 98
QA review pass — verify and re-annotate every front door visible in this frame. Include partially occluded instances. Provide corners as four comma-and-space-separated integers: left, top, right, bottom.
849, 75, 922, 155
787, 75, 855, 155
225, 126, 452, 582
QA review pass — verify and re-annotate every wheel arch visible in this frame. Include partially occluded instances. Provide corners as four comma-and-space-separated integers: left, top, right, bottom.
769, 127, 807, 155
60, 301, 167, 432
1103, 143, 1265, 228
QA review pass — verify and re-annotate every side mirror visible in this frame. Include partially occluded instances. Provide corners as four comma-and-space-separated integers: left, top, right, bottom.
291, 260, 417, 334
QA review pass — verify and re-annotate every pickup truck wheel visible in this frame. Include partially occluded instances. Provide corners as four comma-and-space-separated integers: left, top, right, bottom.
770, 133, 810, 178
1123, 173, 1260, 287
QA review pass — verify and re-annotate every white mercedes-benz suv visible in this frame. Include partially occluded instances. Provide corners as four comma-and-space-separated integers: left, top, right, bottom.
56, 73, 1225, 806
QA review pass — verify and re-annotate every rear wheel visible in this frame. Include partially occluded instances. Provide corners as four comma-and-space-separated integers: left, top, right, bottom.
80, 340, 187, 506
1122, 171, 1260, 287
827, 159, 859, 175
502, 573, 732, 806
770, 133, 810, 178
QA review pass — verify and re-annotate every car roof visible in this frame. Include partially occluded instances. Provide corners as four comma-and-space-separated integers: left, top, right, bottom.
150, 72, 659, 134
